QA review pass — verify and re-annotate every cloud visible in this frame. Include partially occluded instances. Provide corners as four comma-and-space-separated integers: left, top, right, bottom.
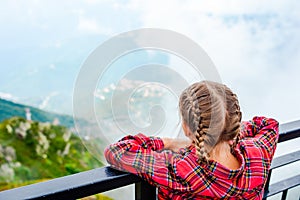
127, 0, 300, 122
49, 64, 56, 70
27, 68, 39, 76
77, 16, 113, 35
0, 92, 18, 102
1, 0, 299, 123
39, 92, 59, 110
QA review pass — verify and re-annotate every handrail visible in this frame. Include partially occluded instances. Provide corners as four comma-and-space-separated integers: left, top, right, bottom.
264, 175, 300, 198
270, 150, 300, 169
278, 120, 300, 142
0, 167, 142, 200
0, 120, 300, 200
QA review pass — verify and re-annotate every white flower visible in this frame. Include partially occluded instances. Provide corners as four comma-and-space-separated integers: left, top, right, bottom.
49, 133, 56, 139
63, 130, 71, 142
13, 162, 21, 168
15, 128, 26, 138
2, 146, 16, 163
6, 125, 13, 134
0, 164, 14, 182
39, 122, 51, 131
0, 145, 3, 158
62, 143, 71, 156
38, 132, 49, 151
36, 145, 42, 156
15, 121, 31, 139
35, 131, 50, 157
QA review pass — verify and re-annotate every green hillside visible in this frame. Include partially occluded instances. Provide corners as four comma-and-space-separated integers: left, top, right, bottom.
0, 117, 102, 189
0, 98, 74, 128
0, 99, 113, 199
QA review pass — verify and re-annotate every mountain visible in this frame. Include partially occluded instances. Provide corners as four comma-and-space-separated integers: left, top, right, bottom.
92, 78, 182, 140
0, 98, 74, 128
0, 117, 112, 200
0, 99, 112, 199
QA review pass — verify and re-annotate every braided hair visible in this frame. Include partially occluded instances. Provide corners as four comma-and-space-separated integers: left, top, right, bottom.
179, 81, 242, 163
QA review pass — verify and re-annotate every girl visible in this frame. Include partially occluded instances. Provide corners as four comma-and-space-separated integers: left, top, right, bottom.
105, 81, 279, 199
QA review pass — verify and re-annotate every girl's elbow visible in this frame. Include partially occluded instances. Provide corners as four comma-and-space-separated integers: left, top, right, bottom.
104, 145, 115, 164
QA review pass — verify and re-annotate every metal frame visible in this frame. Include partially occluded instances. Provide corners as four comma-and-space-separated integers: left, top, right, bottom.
0, 120, 299, 200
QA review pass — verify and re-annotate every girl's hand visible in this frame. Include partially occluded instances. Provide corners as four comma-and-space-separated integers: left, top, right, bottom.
162, 138, 193, 152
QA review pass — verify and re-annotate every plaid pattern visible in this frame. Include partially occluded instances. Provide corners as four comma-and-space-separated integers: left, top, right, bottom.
105, 117, 279, 199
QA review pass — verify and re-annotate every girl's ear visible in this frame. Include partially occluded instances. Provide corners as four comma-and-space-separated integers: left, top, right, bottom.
182, 121, 195, 140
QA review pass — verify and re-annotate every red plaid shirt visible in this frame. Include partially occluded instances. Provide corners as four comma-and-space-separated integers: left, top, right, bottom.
105, 116, 279, 199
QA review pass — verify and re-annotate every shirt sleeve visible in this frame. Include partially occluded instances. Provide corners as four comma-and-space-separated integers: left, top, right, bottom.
240, 116, 279, 160
104, 133, 191, 192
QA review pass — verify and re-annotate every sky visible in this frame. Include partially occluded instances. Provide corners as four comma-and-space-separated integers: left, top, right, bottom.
1, 1, 300, 199
0, 0, 300, 124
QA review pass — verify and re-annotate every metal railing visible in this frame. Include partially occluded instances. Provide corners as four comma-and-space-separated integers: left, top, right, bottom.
263, 120, 300, 200
0, 120, 299, 200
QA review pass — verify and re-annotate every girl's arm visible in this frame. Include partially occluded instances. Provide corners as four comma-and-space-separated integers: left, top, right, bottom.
104, 133, 191, 192
240, 116, 279, 160
162, 137, 192, 152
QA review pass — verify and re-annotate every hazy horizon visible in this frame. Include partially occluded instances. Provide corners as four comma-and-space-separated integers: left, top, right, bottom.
1, 1, 300, 125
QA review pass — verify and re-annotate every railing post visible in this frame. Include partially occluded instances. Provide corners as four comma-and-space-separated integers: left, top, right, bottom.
135, 181, 156, 200
263, 170, 271, 200
281, 190, 288, 200
264, 169, 272, 194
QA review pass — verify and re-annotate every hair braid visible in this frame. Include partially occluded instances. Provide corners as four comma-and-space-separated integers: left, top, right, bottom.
179, 81, 242, 163
221, 88, 242, 152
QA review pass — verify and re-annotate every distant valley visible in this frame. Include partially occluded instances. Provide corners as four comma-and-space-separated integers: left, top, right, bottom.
0, 98, 74, 128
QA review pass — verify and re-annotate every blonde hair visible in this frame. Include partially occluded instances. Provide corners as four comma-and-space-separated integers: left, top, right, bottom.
179, 81, 242, 162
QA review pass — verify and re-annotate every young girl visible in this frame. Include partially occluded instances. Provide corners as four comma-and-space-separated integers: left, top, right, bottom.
105, 81, 279, 199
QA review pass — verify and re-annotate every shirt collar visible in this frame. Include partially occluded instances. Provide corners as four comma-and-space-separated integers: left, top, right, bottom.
189, 145, 245, 179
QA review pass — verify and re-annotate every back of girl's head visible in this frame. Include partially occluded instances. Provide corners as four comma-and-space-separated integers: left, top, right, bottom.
179, 81, 242, 162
